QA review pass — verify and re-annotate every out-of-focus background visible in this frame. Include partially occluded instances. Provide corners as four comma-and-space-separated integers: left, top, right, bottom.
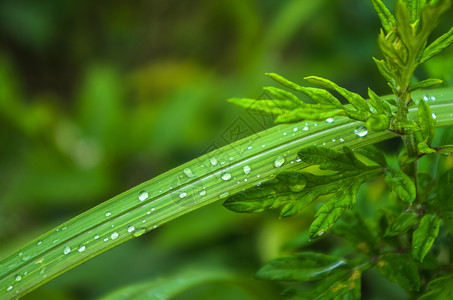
0, 0, 452, 299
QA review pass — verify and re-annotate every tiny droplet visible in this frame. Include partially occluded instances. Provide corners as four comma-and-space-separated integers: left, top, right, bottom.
78, 245, 86, 253
111, 232, 119, 240
179, 192, 187, 199
221, 173, 232, 181
183, 168, 194, 177
63, 246, 71, 255
243, 165, 251, 175
138, 191, 149, 201
210, 158, 218, 166
354, 125, 368, 137
274, 156, 285, 168
128, 226, 135, 233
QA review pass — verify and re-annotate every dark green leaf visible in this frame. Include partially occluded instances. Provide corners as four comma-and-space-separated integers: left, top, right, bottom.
304, 76, 370, 112
418, 99, 436, 145
297, 146, 367, 172
385, 168, 416, 204
418, 274, 453, 300
421, 26, 453, 63
366, 114, 390, 131
371, 0, 397, 34
255, 252, 347, 282
354, 145, 387, 167
409, 78, 444, 91
376, 253, 420, 291
333, 212, 380, 255
385, 211, 419, 237
412, 214, 441, 262
227, 98, 295, 115
265, 73, 343, 108
432, 169, 453, 220
368, 88, 391, 114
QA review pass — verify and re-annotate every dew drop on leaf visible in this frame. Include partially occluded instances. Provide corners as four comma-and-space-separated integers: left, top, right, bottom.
179, 192, 187, 199
105, 212, 112, 217
354, 125, 368, 137
138, 191, 148, 201
243, 165, 251, 175
94, 234, 100, 240
63, 246, 71, 255
325, 118, 334, 123
293, 127, 298, 132
210, 158, 218, 166
199, 189, 206, 196
15, 275, 22, 282
127, 226, 135, 233
274, 156, 285, 168
111, 232, 119, 240
78, 245, 86, 253
221, 173, 232, 181
37, 240, 42, 246
219, 192, 230, 198
183, 168, 194, 177
6, 285, 13, 292
133, 228, 146, 237
339, 138, 345, 142
432, 113, 437, 119
318, 230, 325, 236
303, 126, 309, 131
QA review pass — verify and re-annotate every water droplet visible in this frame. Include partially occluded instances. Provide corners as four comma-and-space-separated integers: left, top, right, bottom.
210, 158, 218, 166
432, 113, 437, 119
183, 168, 194, 177
15, 275, 22, 282
6, 285, 13, 292
133, 228, 147, 237
179, 192, 187, 199
111, 232, 119, 240
247, 146, 253, 150
199, 189, 206, 196
293, 127, 298, 132
325, 118, 334, 123
243, 165, 251, 175
78, 245, 86, 253
296, 158, 302, 162
221, 173, 231, 181
274, 156, 285, 168
104, 238, 109, 242
219, 192, 230, 198
151, 208, 155, 212
283, 132, 287, 136
63, 246, 71, 255
94, 234, 100, 240
261, 144, 266, 148
128, 226, 135, 233
332, 138, 336, 142
303, 126, 309, 131
62, 226, 67, 231
339, 138, 345, 143
146, 211, 151, 215
318, 230, 325, 236
354, 125, 368, 137
422, 95, 429, 102
37, 240, 42, 246
105, 212, 112, 217
138, 191, 148, 201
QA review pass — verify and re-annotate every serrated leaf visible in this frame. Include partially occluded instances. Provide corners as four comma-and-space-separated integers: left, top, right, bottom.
297, 146, 368, 172
275, 107, 344, 123
421, 26, 453, 63
371, 0, 397, 34
368, 88, 391, 114
309, 180, 362, 239
385, 168, 416, 203
304, 76, 370, 112
409, 78, 444, 91
354, 145, 387, 167
385, 211, 419, 237
418, 274, 453, 300
417, 141, 436, 154
366, 114, 390, 131
376, 253, 420, 291
412, 213, 441, 262
227, 97, 295, 115
418, 99, 436, 144
395, 1, 414, 49
265, 73, 343, 108
378, 29, 405, 67
333, 212, 380, 255
372, 57, 398, 91
255, 252, 347, 282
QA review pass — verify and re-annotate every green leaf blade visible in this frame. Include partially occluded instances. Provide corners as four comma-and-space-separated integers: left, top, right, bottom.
421, 26, 453, 63
412, 214, 441, 262
371, 0, 397, 34
418, 99, 437, 145
385, 169, 416, 204
376, 253, 420, 291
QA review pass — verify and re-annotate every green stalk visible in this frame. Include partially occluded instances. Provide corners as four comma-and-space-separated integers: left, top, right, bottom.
1, 88, 453, 299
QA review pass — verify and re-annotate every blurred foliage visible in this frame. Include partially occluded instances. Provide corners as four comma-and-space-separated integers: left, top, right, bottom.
0, 0, 452, 299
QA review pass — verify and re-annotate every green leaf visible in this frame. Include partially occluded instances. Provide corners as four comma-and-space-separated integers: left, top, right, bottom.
434, 145, 453, 154
392, 120, 421, 133
227, 97, 295, 115
265, 73, 343, 108
431, 169, 453, 220
304, 76, 370, 112
409, 78, 444, 91
333, 212, 380, 255
366, 114, 390, 131
384, 211, 419, 237
384, 168, 416, 204
418, 99, 436, 145
283, 269, 361, 300
412, 213, 441, 262
101, 268, 235, 300
395, 1, 414, 49
376, 253, 420, 291
417, 141, 436, 154
354, 145, 387, 167
372, 57, 398, 92
371, 0, 397, 34
263, 86, 304, 105
255, 252, 347, 282
368, 88, 392, 114
297, 146, 367, 172
275, 107, 344, 123
418, 274, 453, 300
421, 26, 453, 63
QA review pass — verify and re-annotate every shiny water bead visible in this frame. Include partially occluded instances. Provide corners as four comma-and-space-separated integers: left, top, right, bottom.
221, 173, 232, 181
354, 126, 368, 137
138, 191, 149, 201
243, 165, 251, 175
63, 246, 71, 255
274, 156, 285, 168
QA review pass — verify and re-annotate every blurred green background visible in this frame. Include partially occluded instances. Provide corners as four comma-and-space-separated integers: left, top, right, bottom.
0, 0, 452, 299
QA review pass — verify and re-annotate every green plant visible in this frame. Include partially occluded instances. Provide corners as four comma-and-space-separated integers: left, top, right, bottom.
1, 0, 453, 299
